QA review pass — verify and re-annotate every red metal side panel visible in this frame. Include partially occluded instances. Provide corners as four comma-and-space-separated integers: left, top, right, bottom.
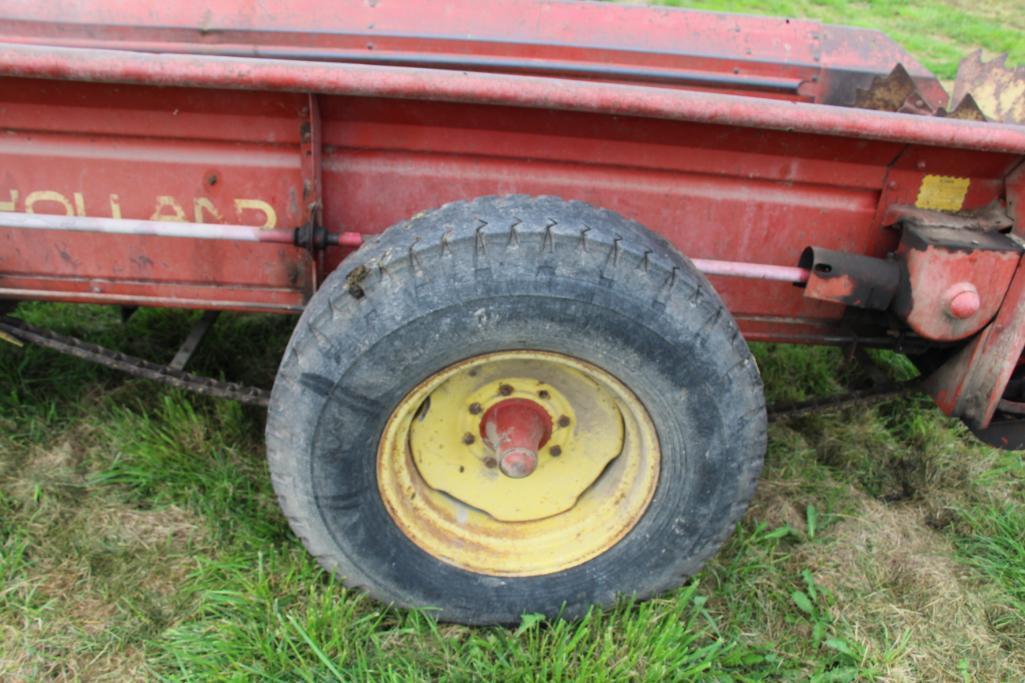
0, 45, 1023, 343
315, 96, 1019, 341
0, 78, 313, 312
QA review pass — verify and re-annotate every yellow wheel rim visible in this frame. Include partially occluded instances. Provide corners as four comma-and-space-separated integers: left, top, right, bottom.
377, 350, 660, 576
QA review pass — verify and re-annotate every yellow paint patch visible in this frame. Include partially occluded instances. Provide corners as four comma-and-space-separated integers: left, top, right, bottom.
916, 175, 971, 212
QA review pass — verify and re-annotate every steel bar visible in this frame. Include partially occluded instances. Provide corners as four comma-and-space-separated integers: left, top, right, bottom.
1, 211, 812, 285
692, 258, 810, 284
4, 43, 1025, 154
0, 38, 804, 94
169, 310, 219, 372
0, 211, 363, 247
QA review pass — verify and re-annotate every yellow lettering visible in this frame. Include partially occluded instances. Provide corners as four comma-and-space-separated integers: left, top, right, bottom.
193, 197, 224, 224
235, 198, 277, 229
73, 192, 87, 217
0, 190, 17, 212
109, 194, 122, 220
25, 190, 73, 216
150, 195, 187, 222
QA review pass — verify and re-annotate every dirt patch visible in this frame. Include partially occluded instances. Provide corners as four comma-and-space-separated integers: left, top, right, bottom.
93, 505, 203, 548
746, 479, 807, 535
0, 489, 204, 680
800, 496, 1025, 680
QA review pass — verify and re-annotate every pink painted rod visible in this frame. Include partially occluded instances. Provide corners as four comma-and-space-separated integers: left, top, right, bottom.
692, 258, 810, 283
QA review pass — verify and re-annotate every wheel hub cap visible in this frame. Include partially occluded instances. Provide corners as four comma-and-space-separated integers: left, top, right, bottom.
407, 356, 625, 521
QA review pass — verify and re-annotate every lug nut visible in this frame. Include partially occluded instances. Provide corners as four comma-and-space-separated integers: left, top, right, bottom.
484, 457, 498, 469
549, 446, 562, 457
468, 402, 482, 415
538, 389, 550, 399
462, 433, 475, 445
557, 415, 571, 428
498, 384, 514, 396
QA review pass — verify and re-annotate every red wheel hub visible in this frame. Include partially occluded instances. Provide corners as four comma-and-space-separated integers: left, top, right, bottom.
479, 398, 553, 478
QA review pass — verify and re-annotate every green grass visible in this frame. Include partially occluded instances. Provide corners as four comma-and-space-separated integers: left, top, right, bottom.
660, 0, 1024, 80
3, 2, 1025, 680
5, 317, 1025, 680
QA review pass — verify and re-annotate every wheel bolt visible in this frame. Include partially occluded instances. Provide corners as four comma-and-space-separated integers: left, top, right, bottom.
549, 445, 562, 457
468, 402, 482, 415
557, 415, 571, 428
462, 433, 475, 445
484, 457, 498, 468
498, 384, 514, 396
538, 390, 550, 399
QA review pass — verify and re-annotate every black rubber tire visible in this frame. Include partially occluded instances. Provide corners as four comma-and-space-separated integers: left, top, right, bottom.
266, 195, 766, 624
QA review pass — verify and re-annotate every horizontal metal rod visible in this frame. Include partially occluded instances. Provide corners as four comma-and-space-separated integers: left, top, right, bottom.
14, 39, 804, 94
1, 211, 808, 283
693, 258, 810, 283
3, 43, 1025, 154
0, 211, 363, 247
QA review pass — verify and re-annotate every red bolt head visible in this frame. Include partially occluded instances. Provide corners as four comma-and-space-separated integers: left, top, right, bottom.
944, 283, 980, 320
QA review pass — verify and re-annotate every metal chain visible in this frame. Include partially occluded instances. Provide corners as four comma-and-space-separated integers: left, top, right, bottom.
1, 314, 919, 415
0, 316, 270, 406
767, 380, 922, 419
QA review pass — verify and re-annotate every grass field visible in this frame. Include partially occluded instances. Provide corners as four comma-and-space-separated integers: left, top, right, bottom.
2, 1, 1025, 680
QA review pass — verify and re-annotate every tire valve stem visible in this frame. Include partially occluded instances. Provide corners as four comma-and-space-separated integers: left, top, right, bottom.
480, 398, 553, 478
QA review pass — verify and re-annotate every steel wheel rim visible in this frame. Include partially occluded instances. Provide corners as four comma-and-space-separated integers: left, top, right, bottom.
377, 350, 660, 576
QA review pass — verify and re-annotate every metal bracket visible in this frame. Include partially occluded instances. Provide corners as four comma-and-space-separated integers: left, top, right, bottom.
299, 93, 326, 278
169, 310, 219, 372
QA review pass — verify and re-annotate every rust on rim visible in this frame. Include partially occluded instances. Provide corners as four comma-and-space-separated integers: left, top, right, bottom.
376, 350, 660, 576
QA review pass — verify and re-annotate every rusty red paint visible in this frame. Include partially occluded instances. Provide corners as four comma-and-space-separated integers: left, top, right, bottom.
925, 254, 1025, 427
894, 226, 1021, 342
3, 44, 1025, 154
0, 0, 950, 108
799, 247, 899, 310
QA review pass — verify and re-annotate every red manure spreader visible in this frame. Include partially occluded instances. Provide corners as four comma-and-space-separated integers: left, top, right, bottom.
2, 0, 1025, 623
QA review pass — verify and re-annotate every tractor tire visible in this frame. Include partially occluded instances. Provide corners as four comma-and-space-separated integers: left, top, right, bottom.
266, 195, 766, 624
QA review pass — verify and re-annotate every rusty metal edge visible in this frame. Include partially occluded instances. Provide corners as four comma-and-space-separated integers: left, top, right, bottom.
2, 42, 1025, 154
